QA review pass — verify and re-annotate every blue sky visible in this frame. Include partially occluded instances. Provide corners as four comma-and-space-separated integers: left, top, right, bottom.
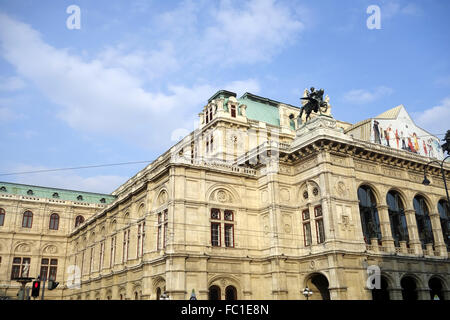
0, 0, 449, 193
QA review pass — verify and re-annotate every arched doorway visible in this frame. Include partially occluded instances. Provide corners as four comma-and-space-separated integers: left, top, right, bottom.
429, 277, 444, 300
156, 287, 161, 300
209, 285, 221, 300
225, 286, 237, 300
371, 276, 390, 300
401, 276, 418, 300
306, 273, 330, 300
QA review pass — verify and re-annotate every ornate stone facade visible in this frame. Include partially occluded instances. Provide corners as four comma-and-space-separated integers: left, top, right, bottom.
0, 91, 449, 300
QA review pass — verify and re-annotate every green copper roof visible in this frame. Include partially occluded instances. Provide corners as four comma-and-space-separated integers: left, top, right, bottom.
0, 181, 116, 204
208, 90, 236, 103
238, 92, 292, 127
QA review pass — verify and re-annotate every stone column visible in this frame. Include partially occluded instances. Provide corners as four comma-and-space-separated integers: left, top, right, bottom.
165, 256, 187, 300
429, 212, 447, 257
370, 238, 379, 252
417, 288, 431, 300
389, 287, 403, 300
377, 205, 395, 251
404, 209, 422, 254
443, 289, 450, 301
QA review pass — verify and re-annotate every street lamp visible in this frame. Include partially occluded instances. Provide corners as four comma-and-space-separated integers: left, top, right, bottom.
302, 287, 313, 300
422, 155, 450, 206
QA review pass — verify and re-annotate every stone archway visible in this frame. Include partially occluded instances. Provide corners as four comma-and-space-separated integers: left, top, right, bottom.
401, 276, 418, 300
225, 285, 237, 300
429, 277, 444, 300
208, 285, 221, 300
371, 276, 390, 300
305, 273, 330, 300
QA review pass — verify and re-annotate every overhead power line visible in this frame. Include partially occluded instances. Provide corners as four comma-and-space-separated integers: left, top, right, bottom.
0, 160, 154, 177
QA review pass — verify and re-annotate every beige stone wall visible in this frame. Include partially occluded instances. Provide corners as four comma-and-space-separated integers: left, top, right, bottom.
1, 105, 449, 300
0, 193, 105, 298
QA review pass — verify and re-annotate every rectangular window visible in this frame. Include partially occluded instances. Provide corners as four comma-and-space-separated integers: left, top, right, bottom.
303, 223, 312, 246
225, 224, 234, 247
157, 225, 162, 250
210, 136, 213, 153
40, 258, 49, 280
81, 250, 85, 275
90, 247, 94, 273
231, 105, 236, 118
224, 210, 234, 221
302, 209, 310, 221
211, 223, 221, 247
110, 236, 116, 268
11, 257, 30, 280
49, 259, 58, 281
137, 224, 141, 257
123, 229, 130, 262
211, 208, 220, 220
99, 241, 105, 270
137, 222, 145, 257
40, 258, 58, 281
314, 206, 323, 217
141, 222, 145, 257
157, 211, 168, 250
316, 219, 325, 244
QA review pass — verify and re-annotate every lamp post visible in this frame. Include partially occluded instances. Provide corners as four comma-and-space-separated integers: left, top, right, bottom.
302, 287, 313, 300
422, 155, 450, 206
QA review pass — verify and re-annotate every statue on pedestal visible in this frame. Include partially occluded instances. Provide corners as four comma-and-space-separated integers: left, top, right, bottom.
299, 87, 329, 123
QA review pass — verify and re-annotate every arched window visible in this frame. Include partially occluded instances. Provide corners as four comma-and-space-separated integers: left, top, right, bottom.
22, 211, 33, 228
437, 200, 450, 251
49, 213, 59, 230
429, 277, 444, 300
289, 114, 296, 130
306, 273, 330, 300
208, 285, 221, 300
52, 192, 59, 198
75, 215, 85, 228
0, 208, 5, 226
413, 196, 434, 248
225, 285, 237, 300
357, 186, 382, 243
386, 191, 409, 247
77, 195, 83, 201
401, 276, 418, 300
371, 276, 390, 301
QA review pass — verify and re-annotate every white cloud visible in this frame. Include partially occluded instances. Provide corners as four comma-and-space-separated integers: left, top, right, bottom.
0, 76, 25, 91
97, 41, 179, 80
0, 13, 261, 149
2, 164, 128, 194
343, 86, 394, 104
382, 1, 422, 19
435, 75, 450, 88
413, 97, 450, 135
0, 107, 16, 122
200, 0, 304, 65
154, 0, 304, 67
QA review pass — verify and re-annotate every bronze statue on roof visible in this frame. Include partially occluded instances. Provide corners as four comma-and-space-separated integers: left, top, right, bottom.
442, 130, 450, 154
299, 87, 329, 123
